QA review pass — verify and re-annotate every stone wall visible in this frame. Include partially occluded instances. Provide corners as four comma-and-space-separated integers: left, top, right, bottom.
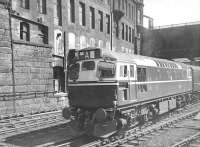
13, 43, 53, 93
0, 2, 13, 94
0, 1, 68, 117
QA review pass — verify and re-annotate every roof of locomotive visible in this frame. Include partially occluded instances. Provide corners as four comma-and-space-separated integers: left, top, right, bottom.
101, 49, 184, 69
77, 47, 187, 69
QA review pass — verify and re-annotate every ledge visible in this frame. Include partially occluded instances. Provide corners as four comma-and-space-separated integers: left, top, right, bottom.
13, 40, 53, 48
11, 13, 47, 27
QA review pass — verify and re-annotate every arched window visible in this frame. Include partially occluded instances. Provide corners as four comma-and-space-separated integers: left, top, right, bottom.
90, 38, 95, 47
98, 40, 103, 48
80, 35, 86, 49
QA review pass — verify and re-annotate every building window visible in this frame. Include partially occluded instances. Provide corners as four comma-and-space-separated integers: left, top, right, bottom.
20, 0, 29, 9
68, 33, 75, 49
132, 28, 134, 43
125, 0, 127, 16
99, 40, 103, 48
69, 0, 75, 23
90, 38, 95, 47
39, 25, 48, 44
106, 41, 110, 50
122, 23, 124, 40
128, 3, 131, 18
132, 5, 134, 20
37, 0, 46, 14
118, 0, 120, 9
122, 0, 124, 10
106, 14, 110, 34
125, 25, 128, 41
57, 0, 62, 26
129, 27, 131, 42
116, 23, 119, 38
79, 2, 86, 26
20, 22, 30, 41
98, 10, 103, 32
80, 35, 86, 49
89, 7, 95, 29
137, 9, 141, 25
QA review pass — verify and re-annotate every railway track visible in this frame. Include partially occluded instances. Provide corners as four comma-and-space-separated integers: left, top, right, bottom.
81, 109, 200, 147
42, 97, 200, 147
171, 132, 200, 147
2, 97, 199, 147
0, 110, 69, 140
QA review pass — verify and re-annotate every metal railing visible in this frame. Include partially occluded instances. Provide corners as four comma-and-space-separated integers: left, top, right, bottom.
0, 91, 57, 101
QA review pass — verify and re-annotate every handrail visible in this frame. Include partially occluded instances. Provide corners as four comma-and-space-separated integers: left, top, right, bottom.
0, 91, 57, 101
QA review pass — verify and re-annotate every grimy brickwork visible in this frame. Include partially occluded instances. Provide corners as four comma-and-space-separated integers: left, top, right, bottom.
0, 1, 67, 116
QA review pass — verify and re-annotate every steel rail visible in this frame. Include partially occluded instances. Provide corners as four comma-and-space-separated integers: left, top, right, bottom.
80, 108, 200, 147
0, 110, 68, 140
170, 132, 200, 147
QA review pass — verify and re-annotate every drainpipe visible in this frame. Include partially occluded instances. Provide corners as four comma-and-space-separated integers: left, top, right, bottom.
8, 0, 16, 113
110, 0, 114, 51
63, 31, 67, 93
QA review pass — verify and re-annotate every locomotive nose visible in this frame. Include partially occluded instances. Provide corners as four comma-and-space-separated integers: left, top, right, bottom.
62, 107, 71, 119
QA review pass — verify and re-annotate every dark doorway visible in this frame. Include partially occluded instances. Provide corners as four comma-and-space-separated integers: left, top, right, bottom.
53, 66, 65, 92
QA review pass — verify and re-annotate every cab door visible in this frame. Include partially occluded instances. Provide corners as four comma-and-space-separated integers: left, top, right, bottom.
129, 64, 137, 101
118, 63, 137, 102
118, 63, 129, 101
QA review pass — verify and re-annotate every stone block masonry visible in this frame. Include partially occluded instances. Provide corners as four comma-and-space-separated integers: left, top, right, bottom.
0, 2, 68, 117
13, 44, 53, 93
0, 3, 12, 94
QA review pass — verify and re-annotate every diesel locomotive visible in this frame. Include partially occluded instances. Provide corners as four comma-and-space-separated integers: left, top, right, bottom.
62, 47, 200, 137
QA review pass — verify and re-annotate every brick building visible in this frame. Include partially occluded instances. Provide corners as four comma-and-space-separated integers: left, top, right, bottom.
0, 0, 143, 115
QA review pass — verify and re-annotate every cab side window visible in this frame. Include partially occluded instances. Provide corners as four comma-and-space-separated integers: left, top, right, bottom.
120, 65, 128, 77
137, 67, 146, 81
130, 65, 134, 78
137, 67, 147, 92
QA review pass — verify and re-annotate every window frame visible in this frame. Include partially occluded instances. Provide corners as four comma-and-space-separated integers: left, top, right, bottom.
89, 7, 95, 29
97, 61, 116, 78
98, 10, 103, 32
106, 14, 110, 34
69, 0, 75, 23
79, 2, 86, 26
20, 22, 30, 41
37, 0, 47, 14
20, 0, 29, 9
